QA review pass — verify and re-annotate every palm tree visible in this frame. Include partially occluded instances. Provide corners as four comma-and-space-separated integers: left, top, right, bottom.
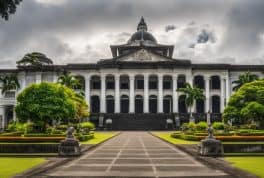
232, 72, 259, 91
177, 83, 205, 122
0, 74, 20, 94
17, 52, 53, 67
57, 72, 81, 90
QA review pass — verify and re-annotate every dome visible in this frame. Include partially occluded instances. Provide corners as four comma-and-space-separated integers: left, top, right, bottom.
127, 17, 157, 44
128, 31, 157, 43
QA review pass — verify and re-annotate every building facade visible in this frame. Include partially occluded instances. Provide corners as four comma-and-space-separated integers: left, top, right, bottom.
1, 17, 264, 130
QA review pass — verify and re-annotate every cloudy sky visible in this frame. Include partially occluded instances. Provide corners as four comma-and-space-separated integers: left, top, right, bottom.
1, 0, 264, 66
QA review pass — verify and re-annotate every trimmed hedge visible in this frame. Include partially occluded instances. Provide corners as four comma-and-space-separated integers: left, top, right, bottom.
171, 133, 264, 141
0, 137, 65, 142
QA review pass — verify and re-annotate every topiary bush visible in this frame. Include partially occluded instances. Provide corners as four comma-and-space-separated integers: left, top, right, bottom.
79, 121, 95, 134
187, 122, 196, 132
196, 121, 207, 132
213, 122, 225, 130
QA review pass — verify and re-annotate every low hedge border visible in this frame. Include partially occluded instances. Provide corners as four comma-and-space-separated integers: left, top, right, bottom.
0, 137, 65, 142
171, 133, 264, 142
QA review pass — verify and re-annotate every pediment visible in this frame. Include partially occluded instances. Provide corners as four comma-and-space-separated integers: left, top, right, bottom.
117, 49, 174, 62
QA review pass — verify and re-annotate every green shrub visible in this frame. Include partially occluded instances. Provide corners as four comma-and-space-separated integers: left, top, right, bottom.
171, 132, 181, 138
0, 132, 23, 136
7, 122, 16, 132
187, 122, 196, 132
56, 124, 68, 130
180, 123, 189, 132
79, 121, 95, 134
180, 134, 199, 141
213, 122, 225, 130
196, 121, 207, 131
249, 123, 257, 130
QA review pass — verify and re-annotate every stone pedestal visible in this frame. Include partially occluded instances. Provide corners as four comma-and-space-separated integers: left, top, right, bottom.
199, 124, 224, 157
58, 127, 81, 156
199, 138, 224, 157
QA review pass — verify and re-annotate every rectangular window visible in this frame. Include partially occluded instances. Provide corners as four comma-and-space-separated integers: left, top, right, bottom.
163, 81, 171, 89
120, 82, 129, 89
136, 80, 144, 89
106, 81, 115, 89
92, 81, 101, 89
149, 81, 157, 89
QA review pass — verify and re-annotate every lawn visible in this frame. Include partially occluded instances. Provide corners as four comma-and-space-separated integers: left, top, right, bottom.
81, 132, 118, 144
151, 132, 199, 144
225, 157, 264, 178
0, 157, 46, 178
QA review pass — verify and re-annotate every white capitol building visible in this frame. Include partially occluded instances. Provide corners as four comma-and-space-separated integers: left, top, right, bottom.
1, 18, 264, 130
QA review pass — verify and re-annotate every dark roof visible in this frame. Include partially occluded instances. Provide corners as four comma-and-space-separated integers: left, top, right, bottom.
128, 31, 157, 43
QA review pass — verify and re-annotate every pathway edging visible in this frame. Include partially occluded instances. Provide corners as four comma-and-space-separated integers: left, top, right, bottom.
150, 132, 258, 178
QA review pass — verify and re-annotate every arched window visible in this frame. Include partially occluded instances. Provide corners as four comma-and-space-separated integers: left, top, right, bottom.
212, 95, 220, 113
177, 75, 186, 89
163, 95, 173, 113
194, 75, 205, 89
178, 95, 187, 113
149, 75, 158, 89
91, 95, 100, 113
135, 75, 144, 89
120, 95, 129, 113
135, 95, 143, 113
106, 95, 114, 113
106, 75, 115, 90
90, 76, 101, 89
163, 76, 172, 90
196, 99, 205, 113
149, 95, 157, 113
210, 76, 220, 90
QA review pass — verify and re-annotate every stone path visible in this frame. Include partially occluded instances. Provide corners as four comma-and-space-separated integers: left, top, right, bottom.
44, 132, 229, 177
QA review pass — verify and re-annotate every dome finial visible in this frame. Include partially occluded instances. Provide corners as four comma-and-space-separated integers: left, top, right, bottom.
137, 16, 147, 31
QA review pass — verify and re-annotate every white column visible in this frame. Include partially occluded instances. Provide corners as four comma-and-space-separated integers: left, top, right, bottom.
129, 75, 135, 113
144, 74, 149, 113
172, 75, 178, 113
19, 72, 26, 92
53, 72, 57, 83
36, 72, 42, 83
85, 75, 90, 112
0, 106, 5, 130
220, 76, 225, 112
115, 74, 120, 113
100, 74, 106, 113
226, 74, 230, 104
158, 74, 163, 113
205, 76, 210, 112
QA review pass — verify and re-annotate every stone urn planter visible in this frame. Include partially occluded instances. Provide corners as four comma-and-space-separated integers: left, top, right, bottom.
58, 127, 81, 156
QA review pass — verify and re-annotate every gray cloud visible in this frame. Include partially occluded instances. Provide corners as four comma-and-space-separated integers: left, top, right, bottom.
165, 25, 176, 32
0, 0, 263, 65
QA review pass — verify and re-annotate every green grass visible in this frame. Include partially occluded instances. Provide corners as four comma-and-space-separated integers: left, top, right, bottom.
81, 132, 118, 144
225, 157, 264, 178
151, 132, 199, 144
0, 157, 46, 178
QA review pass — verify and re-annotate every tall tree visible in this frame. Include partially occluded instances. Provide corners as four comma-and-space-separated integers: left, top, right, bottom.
57, 72, 81, 90
177, 83, 205, 122
0, 0, 23, 20
17, 52, 53, 67
0, 73, 20, 94
232, 71, 259, 91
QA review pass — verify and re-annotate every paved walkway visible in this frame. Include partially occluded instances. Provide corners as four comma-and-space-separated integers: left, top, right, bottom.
45, 132, 229, 177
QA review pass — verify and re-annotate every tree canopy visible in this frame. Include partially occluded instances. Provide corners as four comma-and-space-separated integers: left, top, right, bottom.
17, 52, 53, 67
223, 79, 264, 127
0, 0, 22, 20
15, 83, 88, 129
232, 71, 259, 91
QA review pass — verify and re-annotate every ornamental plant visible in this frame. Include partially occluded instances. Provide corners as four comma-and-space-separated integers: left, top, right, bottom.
15, 82, 77, 131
